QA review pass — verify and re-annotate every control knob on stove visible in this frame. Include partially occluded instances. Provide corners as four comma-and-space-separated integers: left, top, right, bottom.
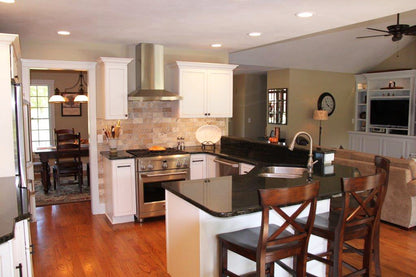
140, 164, 146, 171
162, 160, 168, 169
147, 163, 154, 170
176, 160, 182, 168
182, 159, 188, 168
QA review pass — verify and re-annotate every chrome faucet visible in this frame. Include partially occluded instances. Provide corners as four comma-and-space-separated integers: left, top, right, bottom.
289, 131, 316, 180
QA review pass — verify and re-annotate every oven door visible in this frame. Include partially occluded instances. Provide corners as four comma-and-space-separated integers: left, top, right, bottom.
137, 169, 189, 221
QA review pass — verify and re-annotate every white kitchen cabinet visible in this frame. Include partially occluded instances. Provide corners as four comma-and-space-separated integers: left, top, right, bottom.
97, 57, 133, 120
0, 241, 14, 277
104, 158, 136, 224
190, 154, 206, 180
239, 163, 255, 175
168, 61, 238, 118
349, 131, 416, 158
0, 218, 33, 277
12, 219, 33, 277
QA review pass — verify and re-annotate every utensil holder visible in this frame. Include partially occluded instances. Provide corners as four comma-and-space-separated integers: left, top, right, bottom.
108, 138, 118, 154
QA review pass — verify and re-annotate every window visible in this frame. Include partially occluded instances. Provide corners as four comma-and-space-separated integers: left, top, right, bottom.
268, 88, 287, 125
30, 81, 54, 149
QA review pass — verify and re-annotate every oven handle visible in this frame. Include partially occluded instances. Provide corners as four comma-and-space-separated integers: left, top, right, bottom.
213, 158, 239, 168
141, 171, 189, 178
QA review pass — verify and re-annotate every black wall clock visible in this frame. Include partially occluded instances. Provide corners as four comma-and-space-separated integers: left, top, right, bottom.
317, 92, 335, 116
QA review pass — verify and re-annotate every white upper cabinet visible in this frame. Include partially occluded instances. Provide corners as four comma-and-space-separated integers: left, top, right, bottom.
97, 57, 132, 120
168, 61, 238, 118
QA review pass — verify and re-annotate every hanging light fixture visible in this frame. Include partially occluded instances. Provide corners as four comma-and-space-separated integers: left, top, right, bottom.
49, 88, 66, 103
72, 72, 88, 103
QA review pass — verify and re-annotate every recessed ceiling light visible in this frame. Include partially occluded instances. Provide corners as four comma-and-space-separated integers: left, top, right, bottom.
211, 43, 222, 48
0, 0, 15, 3
57, 30, 71, 36
296, 11, 314, 18
248, 32, 262, 37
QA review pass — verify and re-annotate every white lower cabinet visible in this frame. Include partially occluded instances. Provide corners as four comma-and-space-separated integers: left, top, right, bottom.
349, 131, 416, 158
190, 154, 206, 180
104, 158, 136, 224
0, 240, 14, 277
0, 219, 33, 277
12, 219, 33, 277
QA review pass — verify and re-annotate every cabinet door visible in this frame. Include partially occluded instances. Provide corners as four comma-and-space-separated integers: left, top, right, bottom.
12, 220, 32, 277
382, 137, 405, 158
0, 241, 14, 277
179, 70, 205, 117
206, 154, 217, 178
190, 154, 206, 180
105, 66, 129, 119
362, 136, 381, 155
206, 70, 233, 117
349, 133, 363, 152
113, 159, 136, 216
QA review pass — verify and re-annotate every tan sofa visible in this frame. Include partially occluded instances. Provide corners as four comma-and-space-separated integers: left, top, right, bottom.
333, 148, 416, 229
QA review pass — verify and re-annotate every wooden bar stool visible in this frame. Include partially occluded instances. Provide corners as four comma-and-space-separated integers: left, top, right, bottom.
217, 181, 320, 277
342, 156, 390, 276
297, 172, 386, 276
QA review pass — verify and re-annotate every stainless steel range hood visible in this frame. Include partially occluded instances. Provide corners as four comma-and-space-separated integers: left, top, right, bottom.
128, 43, 182, 101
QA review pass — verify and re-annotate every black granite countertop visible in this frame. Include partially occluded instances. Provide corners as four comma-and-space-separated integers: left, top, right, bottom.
163, 163, 359, 218
0, 176, 30, 244
100, 150, 135, 160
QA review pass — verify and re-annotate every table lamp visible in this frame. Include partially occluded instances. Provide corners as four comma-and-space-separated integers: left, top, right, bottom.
313, 110, 328, 146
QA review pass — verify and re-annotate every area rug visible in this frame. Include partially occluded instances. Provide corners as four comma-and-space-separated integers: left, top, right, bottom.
35, 177, 90, 207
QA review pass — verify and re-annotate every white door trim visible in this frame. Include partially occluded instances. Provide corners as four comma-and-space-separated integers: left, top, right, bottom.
21, 59, 105, 215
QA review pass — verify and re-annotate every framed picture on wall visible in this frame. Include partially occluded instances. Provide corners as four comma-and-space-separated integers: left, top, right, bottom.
61, 93, 82, 116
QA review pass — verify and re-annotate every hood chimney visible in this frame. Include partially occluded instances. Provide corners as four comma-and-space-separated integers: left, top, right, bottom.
128, 43, 182, 101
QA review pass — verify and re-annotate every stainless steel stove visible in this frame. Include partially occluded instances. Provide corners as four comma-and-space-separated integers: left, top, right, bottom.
126, 148, 190, 222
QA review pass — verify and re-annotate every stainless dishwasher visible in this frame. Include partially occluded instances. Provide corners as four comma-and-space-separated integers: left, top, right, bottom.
214, 157, 240, 177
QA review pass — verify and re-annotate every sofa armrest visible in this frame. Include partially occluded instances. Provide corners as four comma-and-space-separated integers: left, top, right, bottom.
407, 180, 416, 197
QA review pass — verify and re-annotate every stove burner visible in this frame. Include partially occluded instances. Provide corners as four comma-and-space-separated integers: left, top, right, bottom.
126, 148, 188, 157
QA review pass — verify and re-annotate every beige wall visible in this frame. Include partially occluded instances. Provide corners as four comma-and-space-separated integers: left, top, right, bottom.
370, 40, 416, 71
30, 70, 89, 140
231, 74, 267, 138
267, 68, 355, 148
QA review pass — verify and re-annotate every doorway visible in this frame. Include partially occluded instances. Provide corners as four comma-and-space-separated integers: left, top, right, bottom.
22, 59, 104, 215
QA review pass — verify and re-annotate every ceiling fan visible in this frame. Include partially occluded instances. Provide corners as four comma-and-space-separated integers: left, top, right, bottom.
357, 13, 416, 42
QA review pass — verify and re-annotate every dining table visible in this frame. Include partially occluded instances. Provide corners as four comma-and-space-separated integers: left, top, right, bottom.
34, 144, 89, 193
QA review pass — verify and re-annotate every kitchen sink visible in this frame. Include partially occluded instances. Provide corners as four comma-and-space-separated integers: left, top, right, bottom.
258, 166, 306, 179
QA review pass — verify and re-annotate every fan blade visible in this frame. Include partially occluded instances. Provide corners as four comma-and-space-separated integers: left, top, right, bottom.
404, 25, 416, 35
366, 27, 390, 33
356, 34, 391, 39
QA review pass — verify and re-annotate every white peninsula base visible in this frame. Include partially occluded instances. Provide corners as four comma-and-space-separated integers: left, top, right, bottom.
166, 191, 330, 277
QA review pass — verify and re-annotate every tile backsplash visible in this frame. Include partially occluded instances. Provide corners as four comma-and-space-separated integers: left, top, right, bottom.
97, 101, 228, 202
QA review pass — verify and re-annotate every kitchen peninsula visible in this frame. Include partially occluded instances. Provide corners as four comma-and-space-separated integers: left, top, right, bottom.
163, 136, 359, 277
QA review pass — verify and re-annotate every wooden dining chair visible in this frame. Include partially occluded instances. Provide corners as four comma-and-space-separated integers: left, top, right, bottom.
52, 132, 83, 192
217, 181, 320, 277
297, 172, 386, 276
54, 128, 75, 135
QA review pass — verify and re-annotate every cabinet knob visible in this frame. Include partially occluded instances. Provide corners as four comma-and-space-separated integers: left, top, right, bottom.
125, 114, 128, 118
208, 113, 211, 116
204, 113, 207, 116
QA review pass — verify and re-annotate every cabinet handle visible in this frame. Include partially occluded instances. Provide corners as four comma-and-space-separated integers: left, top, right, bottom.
192, 160, 204, 162
16, 263, 23, 277
30, 244, 34, 254
117, 165, 131, 168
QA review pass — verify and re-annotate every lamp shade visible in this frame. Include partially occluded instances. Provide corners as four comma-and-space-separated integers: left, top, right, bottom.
313, 110, 328, 121
74, 94, 88, 103
49, 88, 66, 103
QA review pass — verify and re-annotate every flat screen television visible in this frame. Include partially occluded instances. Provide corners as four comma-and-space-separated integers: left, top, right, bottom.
370, 99, 409, 127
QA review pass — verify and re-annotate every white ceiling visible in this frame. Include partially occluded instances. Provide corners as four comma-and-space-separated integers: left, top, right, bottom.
0, 0, 415, 73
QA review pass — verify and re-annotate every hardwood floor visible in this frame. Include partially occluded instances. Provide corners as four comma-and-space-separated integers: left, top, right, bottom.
31, 202, 416, 276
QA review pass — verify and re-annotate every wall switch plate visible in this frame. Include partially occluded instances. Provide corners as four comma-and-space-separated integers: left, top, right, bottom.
97, 134, 103, 143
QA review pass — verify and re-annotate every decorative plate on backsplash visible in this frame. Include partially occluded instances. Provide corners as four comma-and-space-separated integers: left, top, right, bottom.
196, 125, 222, 144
